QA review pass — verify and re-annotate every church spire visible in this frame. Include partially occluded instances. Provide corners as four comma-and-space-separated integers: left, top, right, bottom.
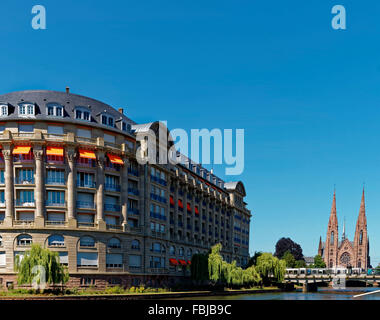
342, 217, 346, 241
329, 190, 338, 224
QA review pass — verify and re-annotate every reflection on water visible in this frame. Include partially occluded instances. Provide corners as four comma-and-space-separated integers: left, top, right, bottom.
175, 288, 380, 300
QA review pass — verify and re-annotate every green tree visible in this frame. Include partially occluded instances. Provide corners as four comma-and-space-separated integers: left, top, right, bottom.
313, 255, 326, 268
246, 251, 262, 268
256, 252, 286, 285
294, 260, 306, 268
282, 250, 296, 268
14, 244, 69, 288
191, 253, 209, 282
208, 243, 223, 284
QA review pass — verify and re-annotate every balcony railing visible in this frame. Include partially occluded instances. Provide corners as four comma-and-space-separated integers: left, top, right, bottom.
104, 204, 121, 212
45, 201, 66, 207
106, 224, 123, 231
150, 193, 167, 204
77, 181, 96, 188
46, 178, 65, 185
150, 175, 167, 186
128, 187, 139, 196
76, 201, 95, 209
14, 220, 34, 226
15, 200, 35, 207
78, 222, 96, 228
15, 178, 34, 185
105, 183, 121, 192
128, 208, 139, 215
45, 221, 67, 227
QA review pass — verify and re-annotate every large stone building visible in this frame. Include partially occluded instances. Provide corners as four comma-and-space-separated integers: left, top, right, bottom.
318, 190, 370, 270
0, 89, 251, 289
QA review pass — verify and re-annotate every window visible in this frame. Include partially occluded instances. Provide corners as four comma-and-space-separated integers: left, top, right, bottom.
101, 114, 115, 128
46, 103, 64, 117
59, 252, 68, 266
104, 133, 115, 144
79, 236, 95, 247
46, 191, 65, 206
131, 240, 140, 250
48, 235, 65, 247
17, 234, 32, 246
19, 103, 35, 116
76, 128, 92, 138
46, 169, 65, 185
106, 253, 122, 268
47, 125, 64, 135
359, 230, 363, 245
330, 231, 334, 245
129, 255, 142, 268
77, 172, 95, 188
19, 124, 34, 133
16, 190, 34, 205
169, 246, 175, 255
0, 252, 5, 266
108, 238, 121, 249
179, 247, 184, 256
0, 104, 8, 117
77, 252, 98, 267
75, 107, 91, 121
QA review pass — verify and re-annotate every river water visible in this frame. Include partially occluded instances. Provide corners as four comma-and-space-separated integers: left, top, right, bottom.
176, 288, 380, 300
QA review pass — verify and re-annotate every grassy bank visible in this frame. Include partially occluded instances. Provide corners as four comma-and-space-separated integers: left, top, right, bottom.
0, 286, 280, 298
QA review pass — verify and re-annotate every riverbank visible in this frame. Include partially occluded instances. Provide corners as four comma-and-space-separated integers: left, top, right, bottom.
0, 287, 281, 300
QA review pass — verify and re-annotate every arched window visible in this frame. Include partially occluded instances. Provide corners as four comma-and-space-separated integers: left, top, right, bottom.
359, 230, 363, 245
48, 235, 65, 247
169, 245, 175, 255
79, 236, 95, 247
108, 238, 121, 249
131, 240, 140, 250
17, 234, 32, 246
179, 247, 184, 256
187, 248, 192, 258
330, 231, 334, 245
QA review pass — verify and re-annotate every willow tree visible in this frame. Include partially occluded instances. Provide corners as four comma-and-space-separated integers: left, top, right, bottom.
15, 244, 69, 289
208, 244, 224, 284
256, 252, 286, 285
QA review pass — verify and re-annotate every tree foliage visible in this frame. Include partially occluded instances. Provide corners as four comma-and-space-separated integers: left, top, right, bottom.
274, 237, 304, 261
256, 252, 286, 284
14, 244, 69, 286
246, 251, 262, 268
313, 255, 326, 268
191, 244, 261, 288
282, 250, 296, 268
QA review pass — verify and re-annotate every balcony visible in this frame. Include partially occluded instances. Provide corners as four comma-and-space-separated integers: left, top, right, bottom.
46, 201, 66, 207
128, 207, 139, 215
106, 224, 123, 231
150, 212, 166, 221
46, 178, 65, 186
15, 178, 34, 185
150, 193, 166, 204
77, 181, 96, 188
45, 221, 67, 227
105, 183, 121, 192
104, 204, 121, 212
128, 187, 139, 196
76, 201, 96, 209
150, 175, 167, 186
15, 200, 35, 207
78, 222, 96, 228
128, 168, 139, 177
105, 163, 120, 172
14, 220, 34, 227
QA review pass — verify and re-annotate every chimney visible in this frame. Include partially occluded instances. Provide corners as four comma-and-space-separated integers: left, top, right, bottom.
118, 108, 124, 114
66, 87, 70, 94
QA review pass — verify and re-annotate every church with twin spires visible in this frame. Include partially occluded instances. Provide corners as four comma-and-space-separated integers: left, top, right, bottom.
318, 189, 370, 269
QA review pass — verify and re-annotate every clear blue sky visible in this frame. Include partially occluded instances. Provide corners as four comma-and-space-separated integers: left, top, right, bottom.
1, 0, 380, 264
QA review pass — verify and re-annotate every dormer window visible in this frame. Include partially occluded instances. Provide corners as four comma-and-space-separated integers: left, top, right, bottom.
19, 103, 35, 117
101, 114, 115, 128
0, 104, 8, 117
46, 103, 64, 117
75, 107, 91, 121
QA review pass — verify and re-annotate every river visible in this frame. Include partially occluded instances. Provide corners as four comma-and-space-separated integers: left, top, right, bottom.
173, 288, 380, 300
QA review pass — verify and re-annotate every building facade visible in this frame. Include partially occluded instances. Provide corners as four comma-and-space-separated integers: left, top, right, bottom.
318, 190, 370, 270
0, 89, 251, 289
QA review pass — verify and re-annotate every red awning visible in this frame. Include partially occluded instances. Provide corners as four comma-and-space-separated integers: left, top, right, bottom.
79, 149, 96, 159
107, 153, 123, 165
169, 259, 179, 266
13, 146, 31, 155
46, 146, 64, 156
187, 203, 191, 212
187, 260, 191, 265
178, 259, 187, 266
195, 206, 199, 215
170, 196, 174, 206
178, 199, 183, 209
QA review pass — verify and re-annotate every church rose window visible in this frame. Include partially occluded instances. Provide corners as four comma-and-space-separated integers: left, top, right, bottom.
339, 252, 351, 266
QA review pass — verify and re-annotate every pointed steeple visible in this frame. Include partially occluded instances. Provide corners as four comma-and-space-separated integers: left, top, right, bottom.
359, 187, 366, 219
318, 236, 323, 256
329, 190, 338, 224
342, 217, 346, 241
